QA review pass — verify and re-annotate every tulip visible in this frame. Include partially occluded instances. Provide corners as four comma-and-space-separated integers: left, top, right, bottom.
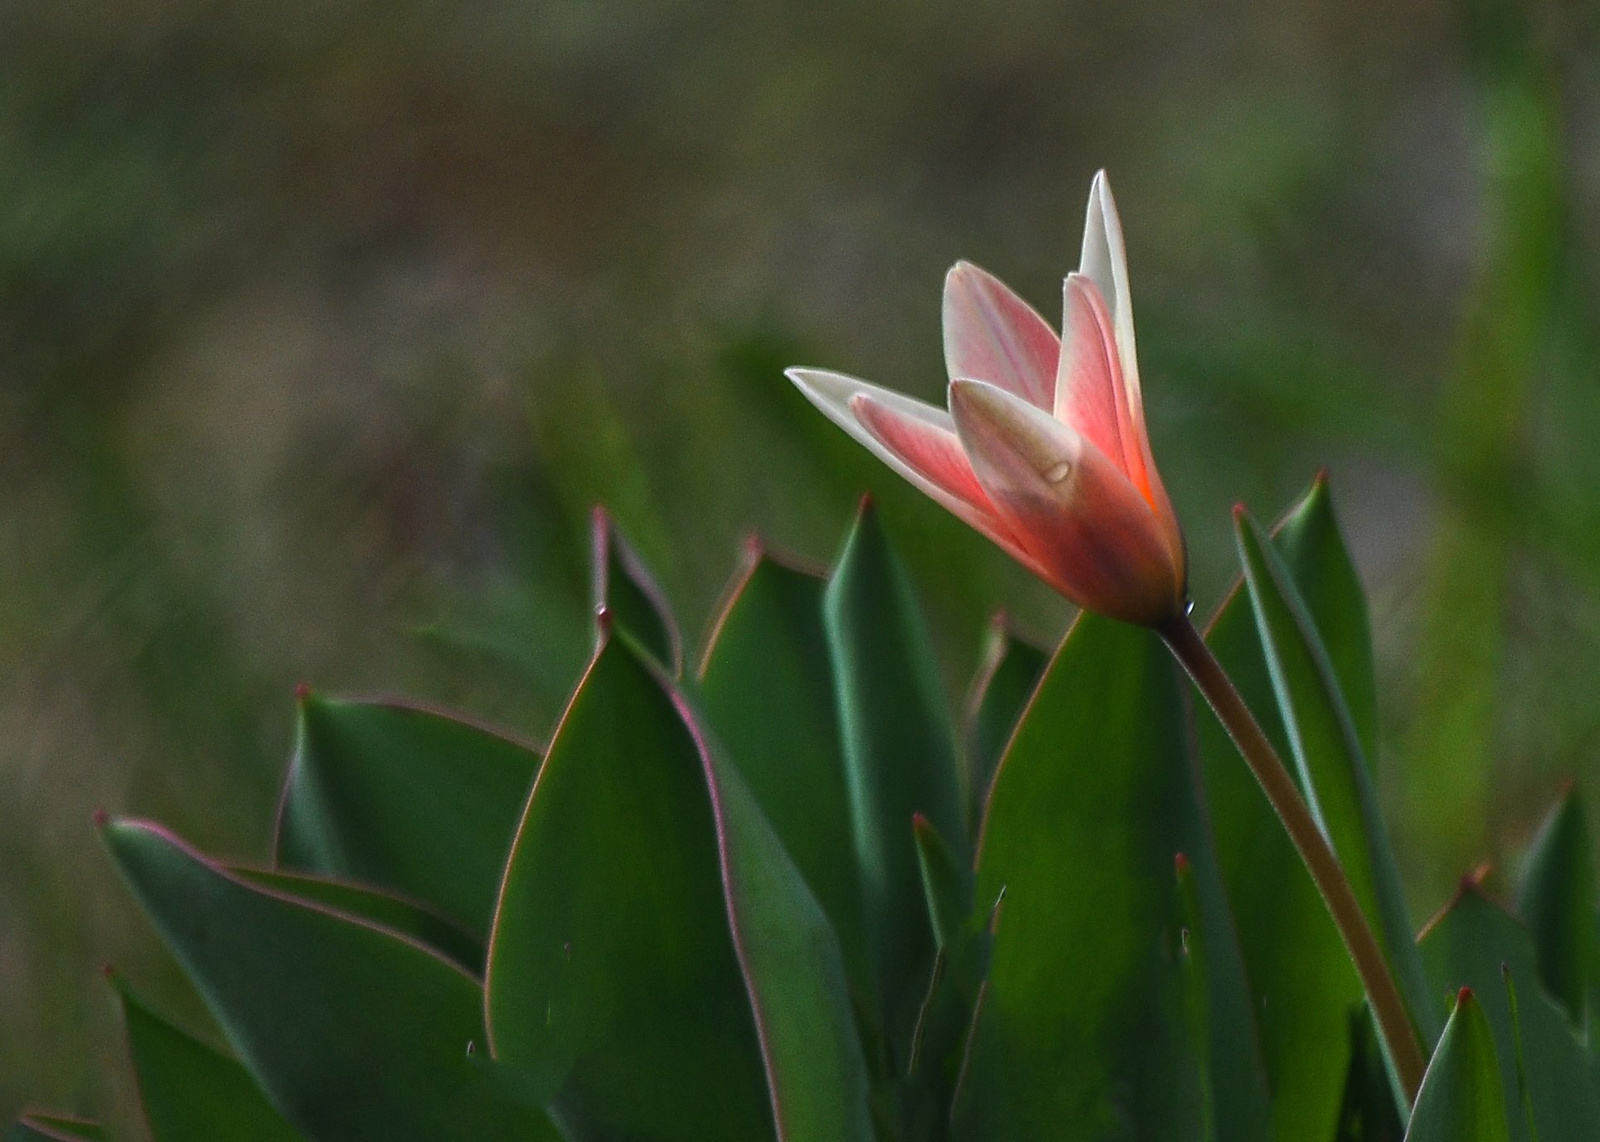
788, 171, 1186, 625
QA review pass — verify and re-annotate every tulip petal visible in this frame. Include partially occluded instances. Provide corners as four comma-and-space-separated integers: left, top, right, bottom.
1053, 273, 1134, 483
949, 378, 1182, 624
1080, 172, 1152, 427
786, 368, 1041, 569
942, 262, 1059, 411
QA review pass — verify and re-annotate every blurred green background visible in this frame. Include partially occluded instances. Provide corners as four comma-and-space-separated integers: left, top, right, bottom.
2, 0, 1598, 1128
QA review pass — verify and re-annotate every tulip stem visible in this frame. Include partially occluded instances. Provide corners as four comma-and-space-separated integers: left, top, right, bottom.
1157, 610, 1426, 1107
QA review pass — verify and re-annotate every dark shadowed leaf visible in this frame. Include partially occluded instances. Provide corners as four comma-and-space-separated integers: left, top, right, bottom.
114, 974, 303, 1142
273, 696, 540, 939
1515, 788, 1595, 1026
963, 617, 1048, 822
1419, 885, 1600, 1142
7, 1116, 104, 1142
230, 867, 482, 975
104, 821, 553, 1142
592, 505, 682, 673
822, 499, 966, 1039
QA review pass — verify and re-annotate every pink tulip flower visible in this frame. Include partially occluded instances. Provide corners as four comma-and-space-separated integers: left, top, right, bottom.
788, 172, 1187, 626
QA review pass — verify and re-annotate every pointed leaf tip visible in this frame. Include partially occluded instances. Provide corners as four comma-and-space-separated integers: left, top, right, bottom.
92, 807, 108, 829
294, 681, 312, 702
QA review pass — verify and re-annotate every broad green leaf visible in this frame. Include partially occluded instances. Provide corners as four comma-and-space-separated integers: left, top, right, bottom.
1173, 854, 1216, 1142
104, 820, 553, 1142
114, 975, 303, 1142
952, 614, 1271, 1141
1235, 505, 1438, 1048
693, 698, 877, 1142
1419, 886, 1600, 1142
822, 499, 966, 1035
6, 1116, 103, 1142
1404, 989, 1509, 1142
1334, 1009, 1406, 1142
592, 505, 682, 674
1515, 788, 1594, 1025
1198, 478, 1389, 1138
273, 696, 540, 938
697, 549, 867, 997
231, 867, 481, 975
484, 637, 771, 1142
963, 616, 1048, 819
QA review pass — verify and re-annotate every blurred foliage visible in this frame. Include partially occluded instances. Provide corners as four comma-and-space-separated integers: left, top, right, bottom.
0, 0, 1598, 1127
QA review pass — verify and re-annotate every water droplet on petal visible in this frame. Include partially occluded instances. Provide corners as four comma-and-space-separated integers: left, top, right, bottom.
1043, 460, 1072, 484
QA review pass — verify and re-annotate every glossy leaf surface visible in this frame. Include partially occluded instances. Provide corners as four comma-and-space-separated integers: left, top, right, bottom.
1515, 789, 1594, 1025
964, 618, 1048, 819
484, 638, 771, 1142
954, 614, 1270, 1141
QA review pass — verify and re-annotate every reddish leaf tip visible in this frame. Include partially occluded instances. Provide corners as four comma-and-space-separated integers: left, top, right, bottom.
1313, 467, 1330, 487
590, 503, 611, 528
594, 603, 613, 637
742, 532, 765, 558
100, 962, 116, 981
1462, 861, 1492, 891
1457, 985, 1474, 1005
857, 491, 875, 513
1174, 851, 1190, 874
92, 807, 108, 829
1231, 501, 1248, 520
294, 681, 312, 702
911, 811, 932, 832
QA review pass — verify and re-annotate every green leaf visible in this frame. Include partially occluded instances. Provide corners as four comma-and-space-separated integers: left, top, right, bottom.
1419, 885, 1600, 1142
484, 637, 771, 1142
1404, 988, 1510, 1142
963, 616, 1048, 820
1197, 478, 1400, 1138
103, 820, 554, 1142
592, 505, 682, 674
822, 498, 966, 1035
697, 548, 868, 999
1173, 854, 1216, 1142
1235, 503, 1439, 1047
230, 867, 482, 975
1334, 1008, 1406, 1142
953, 614, 1271, 1141
913, 813, 971, 953
273, 696, 540, 939
7, 1116, 104, 1142
114, 974, 303, 1142
1515, 788, 1594, 1025
694, 698, 877, 1142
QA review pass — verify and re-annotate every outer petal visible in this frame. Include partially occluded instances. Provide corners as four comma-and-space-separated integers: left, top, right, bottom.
1079, 172, 1182, 554
786, 368, 1043, 572
942, 262, 1059, 411
949, 378, 1183, 625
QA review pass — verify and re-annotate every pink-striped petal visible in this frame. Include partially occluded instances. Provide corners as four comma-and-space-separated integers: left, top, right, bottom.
1053, 273, 1133, 482
942, 262, 1059, 411
786, 367, 1040, 569
949, 378, 1183, 625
